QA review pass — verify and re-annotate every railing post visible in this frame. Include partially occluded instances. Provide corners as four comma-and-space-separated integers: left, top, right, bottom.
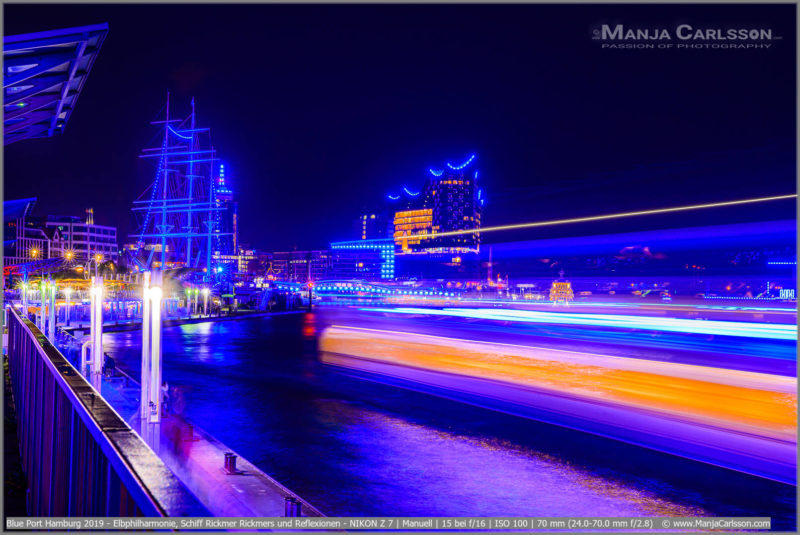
140, 272, 152, 420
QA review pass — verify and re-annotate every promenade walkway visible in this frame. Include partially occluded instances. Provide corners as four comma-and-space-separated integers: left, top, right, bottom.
57, 318, 322, 518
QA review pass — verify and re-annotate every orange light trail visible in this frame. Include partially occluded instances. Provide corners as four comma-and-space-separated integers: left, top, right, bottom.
410, 193, 797, 240
320, 326, 797, 441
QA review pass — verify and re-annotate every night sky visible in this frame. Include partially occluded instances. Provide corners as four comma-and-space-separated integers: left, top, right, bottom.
4, 4, 796, 251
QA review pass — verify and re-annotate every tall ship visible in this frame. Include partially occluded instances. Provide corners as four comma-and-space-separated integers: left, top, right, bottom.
129, 94, 232, 281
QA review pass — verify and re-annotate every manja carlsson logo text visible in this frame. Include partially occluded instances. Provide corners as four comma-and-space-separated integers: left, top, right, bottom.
594, 24, 776, 41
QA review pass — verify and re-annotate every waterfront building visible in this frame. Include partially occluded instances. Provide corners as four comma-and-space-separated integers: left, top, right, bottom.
43, 208, 118, 262
330, 239, 395, 281
393, 208, 433, 253
270, 250, 332, 283
425, 154, 482, 254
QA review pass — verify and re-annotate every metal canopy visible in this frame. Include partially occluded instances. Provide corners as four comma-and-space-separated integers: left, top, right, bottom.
3, 23, 108, 145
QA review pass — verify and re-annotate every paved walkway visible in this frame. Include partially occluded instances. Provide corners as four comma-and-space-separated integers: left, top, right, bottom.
55, 328, 323, 518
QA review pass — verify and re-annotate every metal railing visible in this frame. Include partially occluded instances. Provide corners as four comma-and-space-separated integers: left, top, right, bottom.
6, 306, 208, 517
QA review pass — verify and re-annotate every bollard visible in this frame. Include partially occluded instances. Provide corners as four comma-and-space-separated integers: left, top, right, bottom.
224, 452, 237, 474
285, 496, 299, 517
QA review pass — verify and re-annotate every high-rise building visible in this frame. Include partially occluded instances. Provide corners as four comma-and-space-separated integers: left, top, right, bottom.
425, 154, 482, 253
386, 154, 482, 255
214, 162, 239, 256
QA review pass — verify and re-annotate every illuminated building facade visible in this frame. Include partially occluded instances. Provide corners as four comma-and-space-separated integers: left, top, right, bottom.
213, 248, 256, 275
385, 154, 482, 257
270, 250, 332, 283
214, 162, 239, 255
549, 280, 574, 304
43, 209, 118, 262
393, 209, 433, 253
331, 239, 395, 281
425, 154, 482, 253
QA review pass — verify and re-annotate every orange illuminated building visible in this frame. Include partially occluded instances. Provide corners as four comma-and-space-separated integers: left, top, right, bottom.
393, 209, 433, 253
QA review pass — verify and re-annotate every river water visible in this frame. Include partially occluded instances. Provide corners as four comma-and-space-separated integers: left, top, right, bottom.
103, 312, 795, 527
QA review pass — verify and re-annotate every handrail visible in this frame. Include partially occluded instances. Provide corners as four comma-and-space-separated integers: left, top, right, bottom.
6, 306, 208, 517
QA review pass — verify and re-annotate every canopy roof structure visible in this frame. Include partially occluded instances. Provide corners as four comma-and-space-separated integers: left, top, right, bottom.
3, 22, 108, 145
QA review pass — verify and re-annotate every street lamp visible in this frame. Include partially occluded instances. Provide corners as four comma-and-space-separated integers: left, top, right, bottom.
30, 247, 40, 260
202, 287, 209, 315
64, 287, 72, 326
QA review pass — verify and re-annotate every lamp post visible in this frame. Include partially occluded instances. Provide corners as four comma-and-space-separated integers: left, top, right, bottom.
90, 276, 104, 383
64, 287, 72, 326
193, 287, 199, 316
141, 272, 152, 420
21, 281, 28, 319
47, 279, 56, 342
202, 287, 209, 315
148, 284, 163, 424
184, 287, 191, 317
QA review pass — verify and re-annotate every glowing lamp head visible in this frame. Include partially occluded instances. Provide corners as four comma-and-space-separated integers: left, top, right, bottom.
149, 286, 163, 302
64, 250, 74, 261
202, 288, 210, 296
64, 287, 72, 297
30, 248, 40, 258
94, 253, 103, 263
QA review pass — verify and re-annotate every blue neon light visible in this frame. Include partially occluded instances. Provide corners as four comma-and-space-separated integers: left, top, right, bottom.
403, 187, 420, 196
388, 194, 400, 200
475, 171, 478, 179
168, 126, 192, 140
429, 168, 443, 177
767, 261, 796, 265
446, 154, 476, 170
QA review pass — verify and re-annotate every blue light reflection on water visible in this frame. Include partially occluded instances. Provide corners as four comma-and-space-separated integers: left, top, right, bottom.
103, 315, 795, 525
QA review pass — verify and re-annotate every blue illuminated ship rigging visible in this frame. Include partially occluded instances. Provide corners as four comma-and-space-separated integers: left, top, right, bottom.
131, 94, 229, 280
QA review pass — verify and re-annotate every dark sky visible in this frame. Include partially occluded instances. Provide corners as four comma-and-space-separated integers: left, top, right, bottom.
4, 4, 796, 251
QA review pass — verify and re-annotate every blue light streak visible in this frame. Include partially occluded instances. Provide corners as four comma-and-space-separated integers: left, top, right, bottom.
446, 154, 476, 170
358, 307, 798, 341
